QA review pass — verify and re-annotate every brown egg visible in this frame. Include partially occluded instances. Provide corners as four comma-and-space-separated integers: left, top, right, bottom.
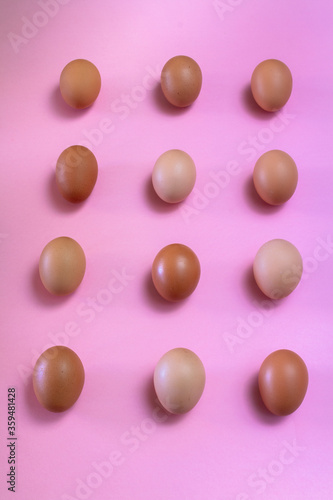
56, 145, 98, 203
253, 150, 298, 205
161, 55, 202, 107
33, 346, 85, 412
253, 239, 303, 299
154, 348, 206, 414
152, 149, 196, 203
152, 243, 200, 301
39, 237, 86, 295
60, 59, 101, 109
251, 59, 292, 112
258, 349, 308, 416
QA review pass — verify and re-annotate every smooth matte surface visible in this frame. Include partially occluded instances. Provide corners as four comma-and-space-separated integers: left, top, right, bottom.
1, 1, 332, 499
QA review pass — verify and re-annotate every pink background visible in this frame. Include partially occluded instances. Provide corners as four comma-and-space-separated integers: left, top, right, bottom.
1, 1, 333, 499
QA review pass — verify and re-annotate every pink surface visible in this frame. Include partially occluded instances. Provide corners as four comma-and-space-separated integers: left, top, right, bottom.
1, 1, 333, 499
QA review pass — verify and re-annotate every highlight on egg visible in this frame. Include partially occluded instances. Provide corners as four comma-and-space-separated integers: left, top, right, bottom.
59, 59, 101, 109
56, 145, 98, 203
39, 236, 86, 295
154, 348, 206, 414
253, 239, 303, 299
160, 55, 202, 107
250, 59, 292, 112
33, 346, 85, 412
253, 150, 298, 205
152, 149, 196, 203
152, 243, 201, 301
258, 349, 308, 416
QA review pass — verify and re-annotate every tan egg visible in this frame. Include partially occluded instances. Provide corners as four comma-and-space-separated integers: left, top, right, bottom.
161, 55, 202, 107
253, 150, 298, 205
154, 348, 206, 414
251, 59, 292, 112
60, 59, 101, 109
152, 149, 196, 203
56, 145, 98, 203
33, 346, 85, 412
39, 237, 86, 295
152, 243, 201, 301
258, 349, 308, 415
253, 239, 303, 299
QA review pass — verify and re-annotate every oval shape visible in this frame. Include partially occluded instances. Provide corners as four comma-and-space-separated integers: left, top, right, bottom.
56, 145, 98, 203
60, 59, 101, 109
258, 349, 308, 416
154, 348, 206, 414
39, 236, 86, 295
161, 55, 202, 107
152, 149, 196, 203
253, 239, 303, 299
33, 346, 85, 412
152, 243, 201, 301
253, 150, 298, 205
251, 59, 292, 112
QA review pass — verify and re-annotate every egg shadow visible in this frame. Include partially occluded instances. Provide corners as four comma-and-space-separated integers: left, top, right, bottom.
246, 373, 284, 425
244, 176, 284, 215
242, 264, 284, 310
152, 83, 192, 116
47, 171, 86, 214
31, 263, 72, 307
144, 270, 186, 313
25, 375, 68, 423
49, 85, 91, 119
241, 84, 273, 120
144, 175, 181, 214
144, 375, 187, 426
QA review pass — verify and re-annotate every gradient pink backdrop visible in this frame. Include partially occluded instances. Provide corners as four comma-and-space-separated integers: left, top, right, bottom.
1, 1, 333, 499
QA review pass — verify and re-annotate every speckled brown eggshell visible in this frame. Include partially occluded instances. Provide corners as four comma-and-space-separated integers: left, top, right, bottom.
253, 239, 303, 299
253, 150, 298, 205
39, 236, 86, 295
33, 346, 85, 412
152, 243, 201, 301
161, 55, 202, 107
154, 348, 206, 414
56, 145, 98, 203
60, 59, 101, 109
258, 349, 308, 416
251, 59, 292, 112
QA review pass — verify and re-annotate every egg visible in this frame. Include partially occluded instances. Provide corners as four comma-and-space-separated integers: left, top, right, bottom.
253, 150, 298, 205
60, 59, 101, 109
253, 239, 303, 299
152, 149, 196, 203
251, 59, 292, 112
160, 55, 202, 107
56, 145, 98, 203
154, 348, 206, 414
152, 243, 201, 301
33, 346, 85, 412
258, 349, 308, 416
39, 237, 86, 295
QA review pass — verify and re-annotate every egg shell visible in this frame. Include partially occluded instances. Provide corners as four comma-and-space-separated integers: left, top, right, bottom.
161, 55, 202, 107
152, 149, 196, 203
258, 349, 308, 416
253, 150, 298, 205
253, 239, 303, 299
33, 346, 85, 412
152, 243, 201, 301
251, 59, 292, 112
154, 348, 206, 414
56, 145, 98, 203
39, 236, 86, 295
59, 59, 101, 109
